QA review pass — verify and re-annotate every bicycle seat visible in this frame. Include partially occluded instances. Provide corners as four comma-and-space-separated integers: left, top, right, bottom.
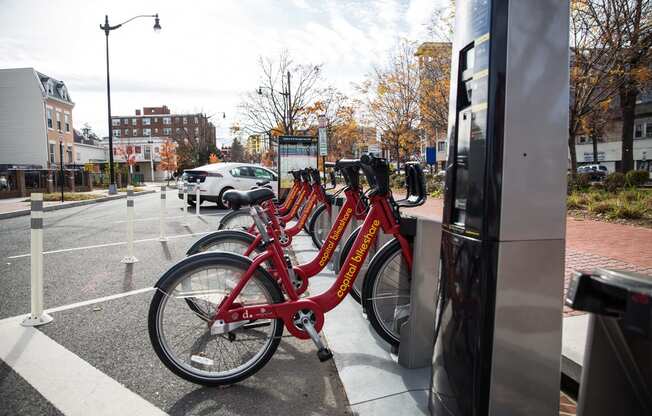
223, 188, 275, 209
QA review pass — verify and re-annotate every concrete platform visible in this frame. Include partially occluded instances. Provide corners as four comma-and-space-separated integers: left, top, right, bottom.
291, 234, 430, 416
562, 314, 589, 383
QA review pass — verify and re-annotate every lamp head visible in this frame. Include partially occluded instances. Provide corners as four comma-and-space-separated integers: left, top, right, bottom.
153, 14, 161, 32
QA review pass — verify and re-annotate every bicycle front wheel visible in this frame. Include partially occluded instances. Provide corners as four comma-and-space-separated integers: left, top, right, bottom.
148, 252, 284, 386
308, 203, 332, 248
362, 238, 412, 347
218, 209, 254, 231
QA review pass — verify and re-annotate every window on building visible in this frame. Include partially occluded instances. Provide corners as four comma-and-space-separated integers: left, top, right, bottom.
143, 128, 151, 136
635, 123, 643, 138
154, 147, 159, 153
194, 127, 199, 135
194, 116, 199, 124
154, 117, 158, 123
76, 152, 81, 162
112, 119, 121, 126
646, 122, 652, 138
175, 117, 180, 123
437, 141, 447, 152
163, 127, 172, 135
154, 128, 158, 134
64, 114, 70, 132
49, 143, 56, 163
578, 136, 588, 144
47, 109, 53, 128
163, 117, 171, 125
183, 117, 188, 124
67, 146, 73, 163
56, 112, 62, 131
113, 129, 121, 137
143, 118, 151, 125
132, 118, 137, 126
133, 129, 139, 136
125, 129, 130, 137
135, 146, 141, 153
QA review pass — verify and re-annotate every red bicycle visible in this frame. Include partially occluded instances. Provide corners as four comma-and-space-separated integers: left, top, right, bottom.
217, 169, 313, 231
148, 155, 425, 385
185, 164, 368, 293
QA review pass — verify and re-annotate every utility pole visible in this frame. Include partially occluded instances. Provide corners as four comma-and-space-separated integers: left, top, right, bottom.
286, 70, 292, 135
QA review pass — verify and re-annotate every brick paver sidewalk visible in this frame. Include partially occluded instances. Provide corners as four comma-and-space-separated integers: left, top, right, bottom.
408, 197, 652, 318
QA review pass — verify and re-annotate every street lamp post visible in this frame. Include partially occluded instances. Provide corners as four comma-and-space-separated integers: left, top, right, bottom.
59, 139, 64, 203
100, 13, 161, 195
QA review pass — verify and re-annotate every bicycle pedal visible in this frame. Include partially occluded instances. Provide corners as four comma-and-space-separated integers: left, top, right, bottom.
317, 347, 333, 362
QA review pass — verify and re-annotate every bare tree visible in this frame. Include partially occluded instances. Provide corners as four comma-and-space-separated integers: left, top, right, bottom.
239, 51, 322, 142
360, 40, 421, 169
581, 0, 652, 172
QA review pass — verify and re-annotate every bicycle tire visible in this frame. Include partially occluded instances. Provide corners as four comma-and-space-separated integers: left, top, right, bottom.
148, 252, 284, 386
307, 203, 331, 249
218, 209, 254, 231
361, 238, 412, 347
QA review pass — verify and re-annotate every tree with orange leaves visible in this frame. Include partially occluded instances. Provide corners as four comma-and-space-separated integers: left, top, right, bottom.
158, 139, 177, 185
209, 153, 220, 164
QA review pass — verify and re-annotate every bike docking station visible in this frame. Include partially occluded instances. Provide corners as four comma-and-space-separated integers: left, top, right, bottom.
429, 0, 570, 414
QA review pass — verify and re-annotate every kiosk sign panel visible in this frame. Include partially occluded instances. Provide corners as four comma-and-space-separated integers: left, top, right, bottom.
277, 135, 317, 197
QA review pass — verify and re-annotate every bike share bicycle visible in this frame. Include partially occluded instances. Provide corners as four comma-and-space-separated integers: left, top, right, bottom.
218, 168, 314, 232
148, 154, 425, 385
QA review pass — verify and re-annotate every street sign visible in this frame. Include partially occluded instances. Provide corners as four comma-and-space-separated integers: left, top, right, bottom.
318, 128, 328, 156
426, 147, 436, 165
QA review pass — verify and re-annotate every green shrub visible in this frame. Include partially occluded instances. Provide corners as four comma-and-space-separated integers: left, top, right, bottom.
567, 173, 591, 193
607, 201, 647, 220
567, 192, 590, 210
625, 170, 649, 187
604, 172, 626, 192
588, 200, 615, 215
620, 189, 644, 203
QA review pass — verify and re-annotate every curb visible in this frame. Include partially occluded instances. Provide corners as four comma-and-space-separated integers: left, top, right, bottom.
0, 190, 157, 220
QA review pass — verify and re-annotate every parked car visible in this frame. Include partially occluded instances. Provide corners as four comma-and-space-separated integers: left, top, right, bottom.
577, 164, 608, 181
178, 163, 278, 208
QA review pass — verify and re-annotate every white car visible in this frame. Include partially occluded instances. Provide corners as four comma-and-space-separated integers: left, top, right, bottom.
178, 163, 278, 208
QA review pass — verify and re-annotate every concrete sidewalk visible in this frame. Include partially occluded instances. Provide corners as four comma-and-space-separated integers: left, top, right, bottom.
0, 185, 160, 219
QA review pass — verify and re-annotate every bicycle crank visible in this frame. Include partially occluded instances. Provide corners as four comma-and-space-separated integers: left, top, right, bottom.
293, 310, 333, 362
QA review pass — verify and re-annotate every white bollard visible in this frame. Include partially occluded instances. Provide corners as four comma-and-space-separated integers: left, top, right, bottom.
121, 186, 138, 263
22, 193, 53, 327
159, 185, 167, 242
182, 183, 189, 226
195, 184, 201, 216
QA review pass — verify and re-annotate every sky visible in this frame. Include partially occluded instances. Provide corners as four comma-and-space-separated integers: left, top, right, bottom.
0, 0, 446, 145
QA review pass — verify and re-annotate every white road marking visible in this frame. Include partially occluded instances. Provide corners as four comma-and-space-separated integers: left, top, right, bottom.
112, 213, 223, 224
0, 316, 167, 416
7, 231, 213, 259
45, 287, 155, 314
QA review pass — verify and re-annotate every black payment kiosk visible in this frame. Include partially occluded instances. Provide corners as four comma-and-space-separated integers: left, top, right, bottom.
430, 0, 570, 415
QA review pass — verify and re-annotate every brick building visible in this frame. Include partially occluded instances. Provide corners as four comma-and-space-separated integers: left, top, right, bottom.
110, 105, 216, 145
0, 68, 76, 168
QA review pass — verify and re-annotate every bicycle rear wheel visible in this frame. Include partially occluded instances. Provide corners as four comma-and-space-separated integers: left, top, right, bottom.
148, 252, 284, 386
218, 209, 254, 231
361, 238, 411, 347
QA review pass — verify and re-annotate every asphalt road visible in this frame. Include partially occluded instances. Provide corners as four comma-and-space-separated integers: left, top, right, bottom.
0, 188, 350, 415
0, 189, 224, 319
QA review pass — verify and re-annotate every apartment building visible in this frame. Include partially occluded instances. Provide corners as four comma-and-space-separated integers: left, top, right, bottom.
105, 136, 171, 181
110, 105, 216, 146
0, 68, 75, 168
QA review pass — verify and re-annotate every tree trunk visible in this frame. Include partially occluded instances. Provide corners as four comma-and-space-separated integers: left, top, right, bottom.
395, 136, 401, 172
568, 132, 578, 177
619, 85, 638, 173
592, 134, 599, 164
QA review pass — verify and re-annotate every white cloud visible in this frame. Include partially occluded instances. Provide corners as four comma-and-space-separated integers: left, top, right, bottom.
0, 0, 449, 140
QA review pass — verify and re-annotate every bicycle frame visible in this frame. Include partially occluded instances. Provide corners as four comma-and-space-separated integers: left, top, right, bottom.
277, 179, 301, 215
212, 194, 412, 339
